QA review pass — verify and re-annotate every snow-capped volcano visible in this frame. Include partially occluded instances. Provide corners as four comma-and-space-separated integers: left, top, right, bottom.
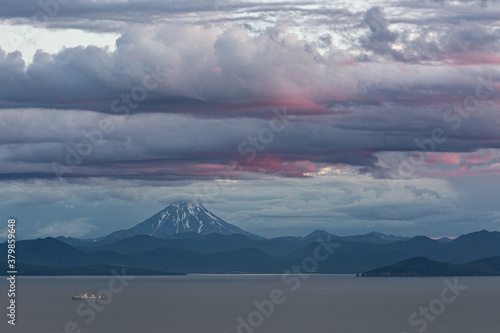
128, 201, 262, 239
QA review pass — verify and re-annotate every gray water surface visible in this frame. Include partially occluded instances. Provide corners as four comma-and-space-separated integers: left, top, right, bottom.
1, 275, 499, 333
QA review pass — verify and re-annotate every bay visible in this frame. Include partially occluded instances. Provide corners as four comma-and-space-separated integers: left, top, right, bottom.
1, 275, 499, 333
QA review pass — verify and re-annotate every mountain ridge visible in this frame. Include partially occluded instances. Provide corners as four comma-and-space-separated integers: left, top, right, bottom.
360, 256, 500, 277
130, 201, 262, 239
4, 229, 500, 275
93, 201, 263, 243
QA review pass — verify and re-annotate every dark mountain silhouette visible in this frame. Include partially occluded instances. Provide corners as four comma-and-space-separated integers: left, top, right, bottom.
80, 233, 313, 257
425, 230, 500, 264
303, 230, 408, 244
7, 237, 93, 267
4, 230, 500, 275
361, 256, 500, 277
0, 262, 181, 276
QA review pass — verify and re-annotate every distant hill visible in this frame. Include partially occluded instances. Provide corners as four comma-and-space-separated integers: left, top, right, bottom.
435, 237, 454, 243
382, 236, 443, 255
0, 262, 181, 276
8, 237, 94, 267
4, 230, 500, 275
342, 231, 409, 244
80, 233, 309, 257
303, 230, 409, 244
360, 256, 500, 277
0, 237, 277, 274
425, 230, 500, 264
55, 236, 96, 247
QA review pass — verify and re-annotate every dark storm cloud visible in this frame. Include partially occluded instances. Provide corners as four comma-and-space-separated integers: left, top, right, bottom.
0, 0, 500, 183
0, 21, 357, 116
1, 99, 499, 182
0, 0, 316, 22
404, 185, 441, 199
361, 6, 401, 60
354, 3, 500, 63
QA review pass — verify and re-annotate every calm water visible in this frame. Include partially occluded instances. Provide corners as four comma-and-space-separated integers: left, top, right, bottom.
1, 275, 499, 333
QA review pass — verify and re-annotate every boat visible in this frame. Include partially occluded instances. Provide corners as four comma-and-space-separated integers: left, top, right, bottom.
72, 293, 105, 300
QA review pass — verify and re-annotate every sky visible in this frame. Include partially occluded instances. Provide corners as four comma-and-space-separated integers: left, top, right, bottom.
0, 0, 499, 240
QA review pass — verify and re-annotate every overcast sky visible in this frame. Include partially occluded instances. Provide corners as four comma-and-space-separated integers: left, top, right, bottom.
0, 0, 499, 240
